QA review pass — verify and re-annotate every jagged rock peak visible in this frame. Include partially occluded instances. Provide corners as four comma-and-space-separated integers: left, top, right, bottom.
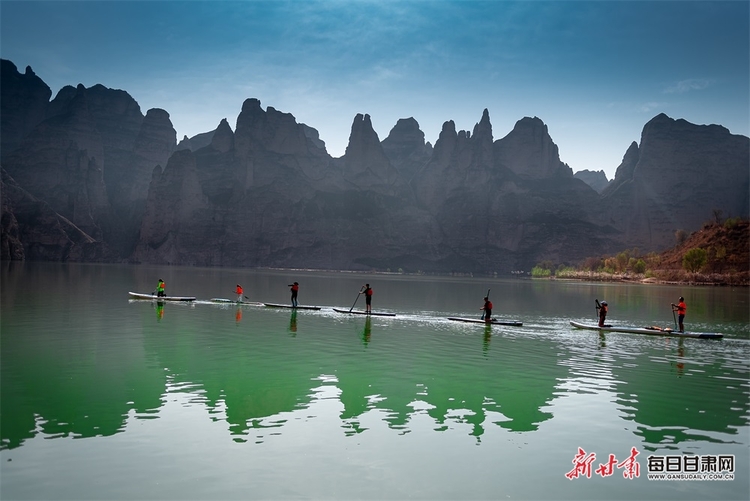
0, 59, 53, 159
210, 118, 234, 153
618, 142, 640, 178
382, 117, 425, 150
430, 120, 458, 156
216, 117, 232, 131
472, 108, 493, 141
345, 113, 381, 153
573, 169, 610, 193
441, 120, 457, 136
643, 112, 732, 137
600, 141, 639, 197
241, 98, 263, 114
515, 116, 546, 132
386, 117, 422, 138
145, 108, 170, 121
381, 117, 431, 181
495, 116, 567, 179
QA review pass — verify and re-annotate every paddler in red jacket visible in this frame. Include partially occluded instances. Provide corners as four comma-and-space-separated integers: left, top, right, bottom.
236, 284, 244, 302
362, 284, 373, 313
481, 296, 493, 322
288, 282, 299, 307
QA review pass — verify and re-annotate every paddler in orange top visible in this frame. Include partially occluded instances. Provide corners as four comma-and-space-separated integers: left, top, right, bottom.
236, 284, 244, 302
288, 282, 299, 307
671, 296, 686, 332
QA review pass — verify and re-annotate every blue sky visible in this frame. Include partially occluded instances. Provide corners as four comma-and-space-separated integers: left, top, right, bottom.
2, 1, 748, 179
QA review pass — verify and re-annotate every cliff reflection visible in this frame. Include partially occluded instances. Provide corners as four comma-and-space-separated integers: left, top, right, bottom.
608, 338, 749, 449
2, 298, 747, 451
335, 324, 560, 438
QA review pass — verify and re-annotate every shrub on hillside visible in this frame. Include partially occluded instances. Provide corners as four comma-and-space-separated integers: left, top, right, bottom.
682, 248, 708, 273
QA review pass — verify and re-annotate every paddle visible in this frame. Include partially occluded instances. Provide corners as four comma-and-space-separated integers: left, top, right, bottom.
481, 288, 491, 320
671, 305, 678, 330
349, 286, 365, 312
595, 299, 601, 320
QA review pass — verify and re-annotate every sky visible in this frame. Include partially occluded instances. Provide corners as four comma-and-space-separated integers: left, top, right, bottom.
1, 0, 748, 180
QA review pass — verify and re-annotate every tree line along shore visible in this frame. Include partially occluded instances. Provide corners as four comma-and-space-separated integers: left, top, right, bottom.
531, 217, 749, 286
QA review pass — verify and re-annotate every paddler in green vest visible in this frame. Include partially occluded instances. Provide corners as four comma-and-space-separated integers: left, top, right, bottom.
156, 279, 166, 297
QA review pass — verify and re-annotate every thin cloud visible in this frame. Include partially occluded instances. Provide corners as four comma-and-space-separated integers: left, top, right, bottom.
664, 78, 714, 94
639, 102, 667, 113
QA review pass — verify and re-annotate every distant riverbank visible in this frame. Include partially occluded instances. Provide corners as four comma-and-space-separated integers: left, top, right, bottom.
539, 270, 749, 286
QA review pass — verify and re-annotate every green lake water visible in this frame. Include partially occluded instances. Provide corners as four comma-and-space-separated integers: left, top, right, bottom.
1, 262, 748, 500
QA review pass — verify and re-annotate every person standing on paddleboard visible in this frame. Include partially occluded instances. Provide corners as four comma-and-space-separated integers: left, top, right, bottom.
157, 279, 166, 297
236, 284, 243, 302
672, 297, 686, 332
597, 301, 608, 327
481, 296, 493, 322
362, 284, 373, 313
288, 282, 299, 307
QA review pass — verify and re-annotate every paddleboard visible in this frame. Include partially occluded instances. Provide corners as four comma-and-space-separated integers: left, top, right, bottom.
447, 317, 523, 326
210, 298, 263, 305
569, 320, 723, 339
333, 308, 396, 317
263, 303, 322, 310
129, 292, 196, 302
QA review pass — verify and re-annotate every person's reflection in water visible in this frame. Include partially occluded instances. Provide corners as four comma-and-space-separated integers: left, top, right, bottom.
668, 337, 685, 377
289, 310, 297, 334
482, 323, 491, 352
362, 316, 372, 345
235, 306, 242, 324
598, 332, 606, 349
155, 301, 164, 321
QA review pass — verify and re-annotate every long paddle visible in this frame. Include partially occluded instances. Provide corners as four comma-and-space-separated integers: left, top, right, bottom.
481, 288, 491, 320
595, 299, 601, 321
671, 305, 678, 330
349, 286, 365, 312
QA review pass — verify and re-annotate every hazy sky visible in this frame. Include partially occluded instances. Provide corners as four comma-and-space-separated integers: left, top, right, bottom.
1, 1, 748, 179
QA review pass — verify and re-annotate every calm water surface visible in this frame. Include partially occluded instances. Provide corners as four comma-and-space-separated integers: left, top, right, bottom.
1, 262, 748, 500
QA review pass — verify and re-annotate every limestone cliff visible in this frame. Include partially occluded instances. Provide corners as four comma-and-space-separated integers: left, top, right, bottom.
131, 101, 440, 270
1, 60, 177, 258
381, 117, 432, 182
3, 58, 747, 272
495, 116, 572, 179
1, 169, 105, 261
0, 60, 52, 162
600, 114, 750, 250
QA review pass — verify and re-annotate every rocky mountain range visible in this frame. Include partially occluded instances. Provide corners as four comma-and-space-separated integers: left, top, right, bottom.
2, 59, 748, 273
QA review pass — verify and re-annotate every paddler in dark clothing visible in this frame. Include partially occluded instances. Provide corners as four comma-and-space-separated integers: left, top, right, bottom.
362, 284, 373, 313
156, 279, 166, 297
481, 296, 493, 322
597, 301, 608, 327
288, 282, 299, 307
